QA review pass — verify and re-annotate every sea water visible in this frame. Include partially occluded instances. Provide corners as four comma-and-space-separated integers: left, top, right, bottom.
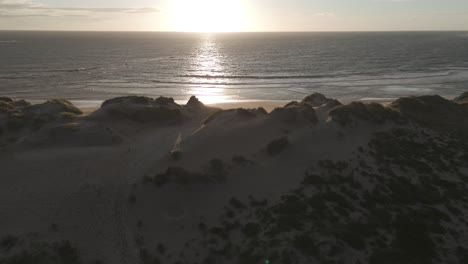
1, 31, 467, 105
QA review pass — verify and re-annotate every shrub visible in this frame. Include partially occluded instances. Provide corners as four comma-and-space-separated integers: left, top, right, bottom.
0, 235, 19, 252
128, 194, 136, 204
232, 155, 254, 165
0, 238, 81, 264
157, 243, 166, 255
209, 227, 229, 240
150, 161, 228, 187
208, 159, 226, 176
248, 196, 268, 207
229, 198, 246, 210
170, 150, 183, 160
54, 240, 81, 264
50, 223, 59, 232
139, 248, 161, 264
242, 223, 261, 237
302, 173, 327, 185
329, 102, 403, 126
267, 137, 290, 156
7, 113, 24, 131
393, 213, 436, 262
292, 235, 317, 256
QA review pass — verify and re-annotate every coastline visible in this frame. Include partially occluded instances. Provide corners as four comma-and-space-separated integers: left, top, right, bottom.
22, 95, 460, 115
63, 98, 401, 114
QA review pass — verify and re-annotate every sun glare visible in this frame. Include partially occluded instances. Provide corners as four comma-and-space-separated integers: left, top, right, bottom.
168, 0, 248, 32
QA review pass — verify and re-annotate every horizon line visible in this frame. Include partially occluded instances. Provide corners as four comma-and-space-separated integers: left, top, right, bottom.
1, 29, 468, 33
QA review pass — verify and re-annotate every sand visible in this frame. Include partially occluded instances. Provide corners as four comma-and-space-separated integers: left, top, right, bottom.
1, 92, 467, 264
75, 98, 395, 116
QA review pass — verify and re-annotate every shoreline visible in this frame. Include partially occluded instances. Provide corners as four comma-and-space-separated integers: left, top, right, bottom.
24, 97, 403, 115
18, 94, 456, 115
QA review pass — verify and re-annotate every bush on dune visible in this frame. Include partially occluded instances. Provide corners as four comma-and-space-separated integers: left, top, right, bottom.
186, 95, 205, 109
24, 99, 82, 116
0, 99, 80, 136
232, 155, 255, 166
301, 92, 335, 107
329, 102, 404, 126
0, 238, 82, 264
6, 113, 25, 131
101, 96, 154, 108
97, 96, 186, 124
329, 93, 468, 129
391, 95, 468, 133
270, 102, 318, 124
0, 101, 15, 113
48, 99, 82, 115
267, 137, 290, 156
203, 108, 265, 125
13, 99, 31, 108
453, 91, 468, 104
0, 98, 31, 114
0, 97, 14, 103
146, 159, 228, 187
0, 235, 19, 252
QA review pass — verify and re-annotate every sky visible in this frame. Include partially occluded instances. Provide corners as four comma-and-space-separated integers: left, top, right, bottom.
0, 0, 468, 32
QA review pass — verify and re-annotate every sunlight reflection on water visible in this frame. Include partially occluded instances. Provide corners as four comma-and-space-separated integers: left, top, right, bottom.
187, 35, 234, 104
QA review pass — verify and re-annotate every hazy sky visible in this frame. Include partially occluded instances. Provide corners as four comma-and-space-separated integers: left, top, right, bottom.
1, 0, 468, 31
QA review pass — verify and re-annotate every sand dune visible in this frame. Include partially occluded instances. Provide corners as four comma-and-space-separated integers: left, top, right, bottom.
1, 92, 468, 264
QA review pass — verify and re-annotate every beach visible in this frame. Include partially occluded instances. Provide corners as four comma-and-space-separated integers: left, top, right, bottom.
70, 98, 396, 115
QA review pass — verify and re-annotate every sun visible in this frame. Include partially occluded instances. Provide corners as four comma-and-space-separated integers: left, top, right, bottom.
168, 0, 248, 32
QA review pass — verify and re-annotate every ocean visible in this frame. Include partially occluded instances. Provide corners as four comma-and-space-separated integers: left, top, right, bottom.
1, 31, 468, 105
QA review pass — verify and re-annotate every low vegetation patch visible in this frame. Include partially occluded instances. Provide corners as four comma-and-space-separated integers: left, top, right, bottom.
0, 237, 82, 264
151, 124, 468, 264
145, 159, 228, 187
329, 102, 404, 126
266, 137, 290, 156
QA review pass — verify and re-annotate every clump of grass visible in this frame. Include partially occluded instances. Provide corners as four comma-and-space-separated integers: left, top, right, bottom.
50, 223, 59, 232
329, 102, 404, 126
54, 240, 81, 264
229, 197, 246, 210
242, 223, 261, 237
157, 243, 166, 255
232, 155, 254, 166
0, 235, 19, 252
0, 239, 82, 264
267, 137, 290, 156
128, 194, 137, 204
6, 113, 25, 131
170, 150, 183, 161
0, 101, 14, 113
139, 247, 161, 264
293, 235, 317, 256
146, 159, 228, 187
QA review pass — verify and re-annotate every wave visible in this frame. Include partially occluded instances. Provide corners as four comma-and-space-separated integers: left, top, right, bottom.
173, 70, 461, 83
45, 67, 99, 73
0, 76, 24, 80
177, 74, 341, 80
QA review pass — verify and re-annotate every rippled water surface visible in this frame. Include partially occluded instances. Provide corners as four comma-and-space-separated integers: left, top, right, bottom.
1, 31, 468, 104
